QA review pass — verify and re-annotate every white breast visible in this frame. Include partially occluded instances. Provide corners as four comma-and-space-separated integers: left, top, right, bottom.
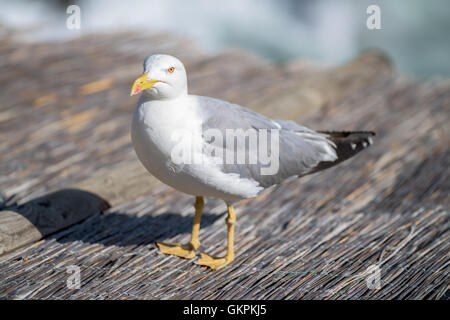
131, 94, 263, 202
131, 95, 200, 183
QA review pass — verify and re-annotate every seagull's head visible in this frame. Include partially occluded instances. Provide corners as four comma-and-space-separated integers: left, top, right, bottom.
130, 54, 187, 100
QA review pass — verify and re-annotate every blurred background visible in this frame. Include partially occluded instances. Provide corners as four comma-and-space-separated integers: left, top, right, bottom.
1, 0, 449, 300
0, 0, 449, 77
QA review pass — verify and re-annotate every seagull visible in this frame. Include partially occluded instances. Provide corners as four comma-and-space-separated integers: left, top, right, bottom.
130, 54, 374, 270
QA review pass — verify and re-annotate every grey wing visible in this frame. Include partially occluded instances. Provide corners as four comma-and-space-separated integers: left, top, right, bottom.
196, 95, 338, 188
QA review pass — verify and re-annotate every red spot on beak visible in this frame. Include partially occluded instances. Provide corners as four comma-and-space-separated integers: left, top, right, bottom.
134, 86, 141, 94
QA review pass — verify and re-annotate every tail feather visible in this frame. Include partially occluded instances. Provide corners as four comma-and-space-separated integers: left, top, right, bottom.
312, 131, 375, 172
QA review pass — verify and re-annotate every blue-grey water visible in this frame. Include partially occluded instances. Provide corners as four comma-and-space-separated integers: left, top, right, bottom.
1, 0, 449, 77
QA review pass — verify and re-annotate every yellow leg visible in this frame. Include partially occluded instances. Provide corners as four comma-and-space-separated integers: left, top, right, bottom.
156, 196, 204, 259
197, 205, 236, 270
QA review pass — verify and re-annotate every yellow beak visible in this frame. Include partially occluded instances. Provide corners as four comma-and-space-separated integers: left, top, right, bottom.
130, 73, 159, 96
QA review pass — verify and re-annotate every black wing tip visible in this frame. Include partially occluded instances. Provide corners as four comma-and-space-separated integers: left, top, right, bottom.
305, 131, 375, 174
325, 130, 376, 161
318, 130, 376, 137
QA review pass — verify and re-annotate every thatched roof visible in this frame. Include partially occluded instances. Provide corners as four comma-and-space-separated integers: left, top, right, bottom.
0, 29, 448, 299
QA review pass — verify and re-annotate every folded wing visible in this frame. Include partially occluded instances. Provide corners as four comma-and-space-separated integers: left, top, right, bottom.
196, 96, 365, 188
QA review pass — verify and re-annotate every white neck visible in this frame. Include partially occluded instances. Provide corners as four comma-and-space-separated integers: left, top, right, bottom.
142, 86, 188, 101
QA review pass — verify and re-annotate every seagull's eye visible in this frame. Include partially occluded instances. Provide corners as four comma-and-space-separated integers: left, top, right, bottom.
167, 67, 175, 73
